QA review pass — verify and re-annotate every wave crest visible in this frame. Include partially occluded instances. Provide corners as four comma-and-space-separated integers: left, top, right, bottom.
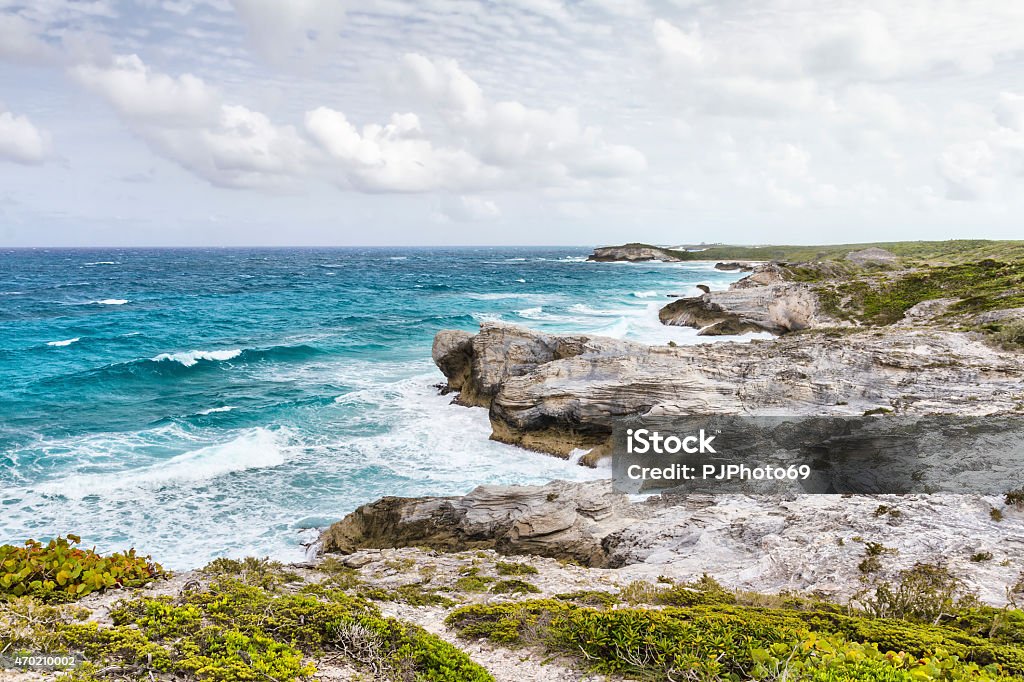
153, 349, 242, 367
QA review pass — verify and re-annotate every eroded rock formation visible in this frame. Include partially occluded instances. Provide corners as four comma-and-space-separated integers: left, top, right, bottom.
319, 480, 636, 566
432, 321, 1024, 460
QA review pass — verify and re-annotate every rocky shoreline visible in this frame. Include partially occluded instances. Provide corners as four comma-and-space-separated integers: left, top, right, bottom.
7, 241, 1024, 682
323, 239, 1024, 603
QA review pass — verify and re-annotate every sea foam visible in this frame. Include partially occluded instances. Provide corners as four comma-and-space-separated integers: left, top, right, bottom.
47, 337, 81, 347
36, 427, 288, 498
153, 349, 242, 367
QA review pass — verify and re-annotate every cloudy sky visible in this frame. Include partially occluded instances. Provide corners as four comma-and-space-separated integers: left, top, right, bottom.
1, 0, 1022, 246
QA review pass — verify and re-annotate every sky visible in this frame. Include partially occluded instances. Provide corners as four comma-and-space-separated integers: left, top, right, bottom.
0, 0, 1023, 247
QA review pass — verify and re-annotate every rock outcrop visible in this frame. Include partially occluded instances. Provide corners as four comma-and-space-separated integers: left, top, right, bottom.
846, 247, 898, 266
659, 282, 821, 335
587, 244, 683, 262
319, 480, 636, 566
434, 322, 1024, 460
714, 261, 755, 272
658, 262, 824, 335
320, 480, 1024, 604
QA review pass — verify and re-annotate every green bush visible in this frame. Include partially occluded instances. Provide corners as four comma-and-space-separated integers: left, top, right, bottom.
48, 578, 491, 681
448, 600, 1024, 681
495, 561, 538, 576
0, 536, 166, 602
992, 320, 1024, 350
490, 579, 540, 595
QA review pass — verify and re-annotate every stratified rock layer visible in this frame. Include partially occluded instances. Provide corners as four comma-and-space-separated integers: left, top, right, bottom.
320, 480, 1024, 604
319, 480, 636, 566
433, 321, 1024, 459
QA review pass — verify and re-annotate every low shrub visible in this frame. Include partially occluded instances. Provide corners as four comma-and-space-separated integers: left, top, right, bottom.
448, 599, 1024, 681
0, 536, 166, 602
490, 579, 541, 595
450, 598, 1024, 675
48, 578, 490, 681
495, 562, 538, 576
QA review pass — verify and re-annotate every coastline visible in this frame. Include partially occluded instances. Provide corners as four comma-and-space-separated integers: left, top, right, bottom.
5, 240, 1024, 681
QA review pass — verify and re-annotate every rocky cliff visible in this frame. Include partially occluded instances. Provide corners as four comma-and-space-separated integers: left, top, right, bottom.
587, 243, 684, 262
432, 321, 1024, 460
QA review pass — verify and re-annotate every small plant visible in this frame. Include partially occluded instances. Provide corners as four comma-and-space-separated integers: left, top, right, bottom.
553, 590, 619, 608
495, 561, 538, 576
858, 542, 897, 574
453, 575, 494, 593
0, 536, 165, 602
490, 579, 541, 595
991, 508, 1005, 522
873, 504, 902, 519
316, 557, 363, 590
991, 319, 1024, 350
202, 556, 301, 590
359, 582, 456, 607
971, 551, 994, 563
1006, 489, 1024, 509
856, 563, 971, 624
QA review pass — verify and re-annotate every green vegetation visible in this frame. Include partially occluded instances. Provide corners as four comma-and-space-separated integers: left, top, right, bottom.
992, 320, 1024, 350
620, 240, 1024, 266
489, 579, 541, 595
495, 561, 538, 576
359, 582, 458, 607
810, 259, 1024, 325
201, 556, 301, 590
454, 575, 494, 592
9, 541, 1024, 682
448, 597, 1023, 681
0, 536, 166, 602
1, 558, 491, 681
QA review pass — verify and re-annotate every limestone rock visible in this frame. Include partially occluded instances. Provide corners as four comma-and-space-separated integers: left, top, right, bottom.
659, 282, 821, 335
318, 481, 1024, 605
433, 322, 1024, 460
319, 480, 637, 566
587, 244, 683, 262
714, 261, 755, 272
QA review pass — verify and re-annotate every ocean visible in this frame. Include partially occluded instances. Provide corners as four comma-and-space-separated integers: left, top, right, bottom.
0, 247, 747, 568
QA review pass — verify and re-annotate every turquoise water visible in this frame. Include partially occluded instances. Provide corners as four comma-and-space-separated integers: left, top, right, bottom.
0, 247, 744, 568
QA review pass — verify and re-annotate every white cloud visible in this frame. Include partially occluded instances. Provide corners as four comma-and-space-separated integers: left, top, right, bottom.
438, 195, 501, 222
0, 13, 58, 63
72, 54, 306, 188
0, 109, 51, 165
4, 0, 1024, 244
398, 53, 647, 181
71, 55, 219, 126
935, 93, 1024, 201
230, 0, 347, 62
653, 18, 707, 71
69, 51, 643, 194
304, 107, 490, 192
996, 92, 1024, 132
